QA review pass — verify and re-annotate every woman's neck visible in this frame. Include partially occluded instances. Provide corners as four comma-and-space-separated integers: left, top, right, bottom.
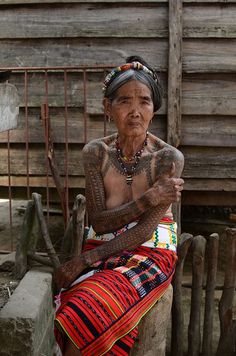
117, 132, 147, 159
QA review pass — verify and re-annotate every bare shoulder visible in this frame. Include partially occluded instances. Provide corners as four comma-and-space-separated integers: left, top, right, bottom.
148, 133, 184, 177
82, 134, 116, 162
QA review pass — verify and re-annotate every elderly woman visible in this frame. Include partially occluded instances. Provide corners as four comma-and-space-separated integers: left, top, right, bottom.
54, 56, 184, 356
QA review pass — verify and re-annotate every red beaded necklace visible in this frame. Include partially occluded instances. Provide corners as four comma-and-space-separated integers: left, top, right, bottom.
115, 132, 148, 185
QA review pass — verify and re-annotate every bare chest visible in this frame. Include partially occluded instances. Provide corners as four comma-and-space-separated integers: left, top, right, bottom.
102, 152, 153, 209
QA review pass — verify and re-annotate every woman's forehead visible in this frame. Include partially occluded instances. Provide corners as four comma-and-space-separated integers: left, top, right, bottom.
115, 80, 152, 97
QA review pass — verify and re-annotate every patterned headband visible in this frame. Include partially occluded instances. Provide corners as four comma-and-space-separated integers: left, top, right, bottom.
103, 61, 157, 93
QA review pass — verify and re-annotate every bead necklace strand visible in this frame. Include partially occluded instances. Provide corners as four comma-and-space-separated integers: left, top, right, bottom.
115, 132, 148, 185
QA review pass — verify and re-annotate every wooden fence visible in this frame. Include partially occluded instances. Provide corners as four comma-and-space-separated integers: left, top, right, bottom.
0, 0, 235, 207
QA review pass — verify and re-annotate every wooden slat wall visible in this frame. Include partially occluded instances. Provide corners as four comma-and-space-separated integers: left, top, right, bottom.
0, 0, 235, 205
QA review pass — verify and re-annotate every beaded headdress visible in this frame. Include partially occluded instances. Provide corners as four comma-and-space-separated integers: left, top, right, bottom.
103, 61, 158, 94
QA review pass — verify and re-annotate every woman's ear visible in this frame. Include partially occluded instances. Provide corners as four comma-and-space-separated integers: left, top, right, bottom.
103, 98, 112, 117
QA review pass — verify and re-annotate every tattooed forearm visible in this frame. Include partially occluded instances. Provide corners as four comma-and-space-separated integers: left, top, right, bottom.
82, 203, 169, 266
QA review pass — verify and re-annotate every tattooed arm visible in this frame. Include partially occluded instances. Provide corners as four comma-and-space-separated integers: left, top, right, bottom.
83, 139, 184, 234
54, 143, 184, 288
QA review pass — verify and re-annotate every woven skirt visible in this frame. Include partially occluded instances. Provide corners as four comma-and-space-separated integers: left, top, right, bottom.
55, 235, 177, 356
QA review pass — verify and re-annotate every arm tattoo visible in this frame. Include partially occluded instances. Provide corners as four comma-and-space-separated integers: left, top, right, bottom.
82, 144, 184, 266
83, 203, 170, 265
83, 140, 163, 234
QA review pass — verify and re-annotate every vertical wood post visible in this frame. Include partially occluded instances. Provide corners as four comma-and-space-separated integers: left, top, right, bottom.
188, 235, 206, 356
168, 0, 183, 148
202, 233, 219, 356
216, 228, 236, 356
171, 233, 193, 356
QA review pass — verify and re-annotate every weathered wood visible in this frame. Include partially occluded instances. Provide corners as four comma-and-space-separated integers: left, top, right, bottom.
171, 233, 193, 356
2, 38, 236, 74
181, 115, 236, 147
0, 4, 168, 39
183, 179, 236, 192
202, 233, 219, 356
167, 0, 182, 147
182, 191, 236, 206
5, 71, 236, 116
181, 147, 236, 179
216, 228, 236, 356
32, 192, 60, 269
182, 74, 236, 116
183, 5, 236, 38
1, 0, 236, 4
27, 252, 53, 267
183, 39, 236, 73
1, 145, 236, 179
130, 284, 173, 356
14, 200, 39, 279
72, 194, 86, 257
61, 194, 86, 262
0, 38, 168, 70
188, 235, 206, 356
0, 109, 166, 144
0, 175, 85, 188
0, 83, 19, 133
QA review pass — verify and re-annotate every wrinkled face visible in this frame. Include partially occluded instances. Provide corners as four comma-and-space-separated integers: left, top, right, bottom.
104, 80, 154, 137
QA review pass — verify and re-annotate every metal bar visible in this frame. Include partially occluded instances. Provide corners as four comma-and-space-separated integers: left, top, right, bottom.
24, 70, 30, 200
0, 65, 115, 71
83, 69, 88, 144
7, 130, 13, 251
103, 69, 107, 137
44, 70, 50, 224
64, 70, 69, 223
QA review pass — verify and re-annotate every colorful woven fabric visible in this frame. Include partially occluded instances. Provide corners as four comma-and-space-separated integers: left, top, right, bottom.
87, 217, 177, 252
55, 223, 177, 356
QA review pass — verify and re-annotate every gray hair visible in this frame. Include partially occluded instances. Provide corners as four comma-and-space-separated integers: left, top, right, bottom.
104, 68, 162, 112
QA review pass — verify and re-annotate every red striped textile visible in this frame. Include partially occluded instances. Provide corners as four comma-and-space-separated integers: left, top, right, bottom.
55, 243, 177, 355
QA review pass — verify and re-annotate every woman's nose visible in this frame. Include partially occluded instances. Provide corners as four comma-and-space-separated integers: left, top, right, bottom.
129, 105, 140, 117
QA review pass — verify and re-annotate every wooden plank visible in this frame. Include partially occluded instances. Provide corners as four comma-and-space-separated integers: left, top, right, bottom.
1, 145, 236, 178
6, 71, 167, 114
1, 177, 235, 193
184, 4, 236, 38
182, 191, 236, 206
0, 109, 166, 143
0, 175, 85, 188
183, 179, 236, 192
167, 0, 182, 147
183, 39, 236, 73
181, 146, 236, 179
6, 72, 236, 116
1, 0, 236, 5
182, 74, 236, 115
181, 115, 236, 147
0, 83, 19, 132
0, 145, 84, 176
0, 38, 168, 71
0, 0, 167, 4
0, 4, 168, 39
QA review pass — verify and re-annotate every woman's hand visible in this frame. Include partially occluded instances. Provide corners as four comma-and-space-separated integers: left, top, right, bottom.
53, 255, 86, 289
153, 163, 184, 205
